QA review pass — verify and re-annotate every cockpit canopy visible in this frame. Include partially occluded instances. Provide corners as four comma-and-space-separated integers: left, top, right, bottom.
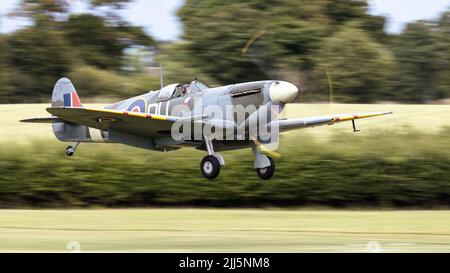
157, 81, 209, 101
158, 83, 180, 100
188, 80, 209, 93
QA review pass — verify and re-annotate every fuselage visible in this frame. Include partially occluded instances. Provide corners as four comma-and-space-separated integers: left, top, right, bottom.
106, 80, 297, 121
49, 80, 298, 152
98, 80, 298, 151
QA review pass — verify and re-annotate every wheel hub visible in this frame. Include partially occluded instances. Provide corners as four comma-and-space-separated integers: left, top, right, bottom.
203, 161, 213, 174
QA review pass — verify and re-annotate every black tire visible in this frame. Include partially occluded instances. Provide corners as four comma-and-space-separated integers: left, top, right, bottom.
256, 156, 275, 180
65, 146, 74, 157
200, 155, 221, 179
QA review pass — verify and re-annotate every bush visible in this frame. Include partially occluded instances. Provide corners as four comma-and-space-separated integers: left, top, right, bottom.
0, 130, 448, 208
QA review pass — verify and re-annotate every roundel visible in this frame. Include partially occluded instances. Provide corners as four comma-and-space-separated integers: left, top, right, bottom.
127, 99, 147, 113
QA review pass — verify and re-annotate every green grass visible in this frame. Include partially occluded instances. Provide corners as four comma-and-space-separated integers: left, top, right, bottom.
0, 209, 449, 252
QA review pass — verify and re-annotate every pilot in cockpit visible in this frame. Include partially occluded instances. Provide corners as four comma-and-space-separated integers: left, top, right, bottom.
182, 84, 190, 95
173, 84, 189, 98
172, 80, 208, 98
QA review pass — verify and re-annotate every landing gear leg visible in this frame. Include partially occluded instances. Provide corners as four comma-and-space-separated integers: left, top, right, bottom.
65, 142, 79, 157
200, 136, 221, 179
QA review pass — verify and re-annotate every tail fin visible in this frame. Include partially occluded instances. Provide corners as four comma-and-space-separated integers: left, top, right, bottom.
51, 78, 92, 142
22, 78, 100, 143
52, 78, 83, 108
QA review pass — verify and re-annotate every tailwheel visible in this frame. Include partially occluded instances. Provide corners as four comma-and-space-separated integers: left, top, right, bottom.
65, 142, 79, 157
256, 156, 275, 180
65, 146, 75, 157
200, 155, 221, 179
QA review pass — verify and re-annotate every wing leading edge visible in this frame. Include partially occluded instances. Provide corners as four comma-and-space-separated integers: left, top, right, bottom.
275, 111, 393, 132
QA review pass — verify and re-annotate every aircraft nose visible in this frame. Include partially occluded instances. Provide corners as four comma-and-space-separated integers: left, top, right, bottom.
269, 81, 299, 104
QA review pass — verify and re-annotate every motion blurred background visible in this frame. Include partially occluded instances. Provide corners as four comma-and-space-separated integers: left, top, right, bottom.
0, 0, 449, 252
0, 0, 448, 208
0, 0, 449, 104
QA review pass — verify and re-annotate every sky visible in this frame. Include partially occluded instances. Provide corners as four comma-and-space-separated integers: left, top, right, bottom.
0, 0, 449, 40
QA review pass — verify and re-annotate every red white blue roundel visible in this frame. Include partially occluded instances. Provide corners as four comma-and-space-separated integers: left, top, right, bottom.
127, 99, 146, 113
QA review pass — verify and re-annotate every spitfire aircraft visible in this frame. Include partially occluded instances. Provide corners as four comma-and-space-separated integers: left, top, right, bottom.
21, 77, 391, 180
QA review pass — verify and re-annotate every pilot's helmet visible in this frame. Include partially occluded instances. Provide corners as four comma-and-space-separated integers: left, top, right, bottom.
182, 84, 190, 93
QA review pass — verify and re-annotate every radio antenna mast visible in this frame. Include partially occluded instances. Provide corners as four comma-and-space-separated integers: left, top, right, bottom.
160, 63, 164, 89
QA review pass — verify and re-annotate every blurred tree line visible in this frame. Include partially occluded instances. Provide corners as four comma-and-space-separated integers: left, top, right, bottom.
178, 0, 449, 103
0, 0, 161, 102
0, 0, 449, 103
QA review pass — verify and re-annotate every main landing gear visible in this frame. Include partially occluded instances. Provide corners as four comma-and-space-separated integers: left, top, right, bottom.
201, 155, 221, 179
256, 156, 275, 180
65, 142, 79, 157
199, 138, 276, 180
200, 137, 224, 180
252, 143, 276, 180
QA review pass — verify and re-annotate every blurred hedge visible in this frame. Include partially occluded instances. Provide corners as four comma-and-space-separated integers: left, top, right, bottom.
0, 130, 449, 208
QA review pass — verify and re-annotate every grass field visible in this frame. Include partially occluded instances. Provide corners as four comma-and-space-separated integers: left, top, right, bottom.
2, 103, 450, 143
0, 209, 449, 253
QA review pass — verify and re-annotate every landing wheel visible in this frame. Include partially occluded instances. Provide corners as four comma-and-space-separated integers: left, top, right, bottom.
65, 146, 75, 157
256, 157, 275, 180
201, 155, 221, 179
